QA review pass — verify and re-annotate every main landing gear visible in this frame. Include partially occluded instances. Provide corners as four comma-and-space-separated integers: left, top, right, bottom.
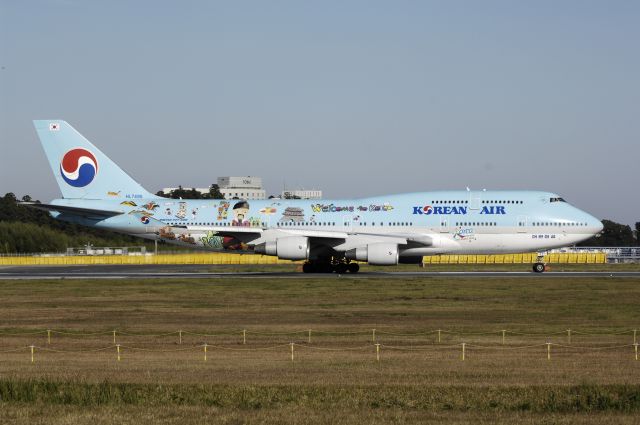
302, 259, 360, 274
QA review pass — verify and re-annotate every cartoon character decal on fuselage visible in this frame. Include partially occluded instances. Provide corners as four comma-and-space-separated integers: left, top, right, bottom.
232, 201, 250, 227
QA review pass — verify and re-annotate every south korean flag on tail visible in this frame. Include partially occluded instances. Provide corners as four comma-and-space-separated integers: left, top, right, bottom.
49, 122, 60, 131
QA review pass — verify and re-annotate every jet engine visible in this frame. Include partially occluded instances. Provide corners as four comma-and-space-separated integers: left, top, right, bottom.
345, 243, 399, 266
255, 236, 310, 260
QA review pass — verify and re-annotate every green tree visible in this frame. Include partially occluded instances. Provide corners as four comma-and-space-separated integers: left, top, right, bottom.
578, 219, 634, 247
205, 184, 224, 199
0, 193, 159, 253
160, 186, 205, 199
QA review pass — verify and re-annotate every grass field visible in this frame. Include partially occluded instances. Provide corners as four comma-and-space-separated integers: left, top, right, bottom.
0, 273, 639, 424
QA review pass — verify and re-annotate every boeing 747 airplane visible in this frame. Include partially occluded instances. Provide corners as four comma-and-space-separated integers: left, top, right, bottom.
26, 120, 603, 273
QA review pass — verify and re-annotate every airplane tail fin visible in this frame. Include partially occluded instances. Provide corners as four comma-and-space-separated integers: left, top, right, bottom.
33, 120, 158, 200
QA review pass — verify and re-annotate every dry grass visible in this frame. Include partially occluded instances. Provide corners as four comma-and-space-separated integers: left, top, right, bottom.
0, 275, 639, 423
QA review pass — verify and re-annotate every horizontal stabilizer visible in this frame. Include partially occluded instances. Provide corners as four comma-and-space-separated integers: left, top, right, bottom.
20, 202, 123, 219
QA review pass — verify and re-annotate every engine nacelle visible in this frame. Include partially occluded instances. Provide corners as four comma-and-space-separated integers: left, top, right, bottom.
346, 243, 399, 266
256, 236, 310, 260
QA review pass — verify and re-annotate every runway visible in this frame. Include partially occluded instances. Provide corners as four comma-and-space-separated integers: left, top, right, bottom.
1, 265, 639, 279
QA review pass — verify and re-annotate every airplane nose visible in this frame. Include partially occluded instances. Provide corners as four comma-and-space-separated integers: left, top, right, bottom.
595, 219, 604, 233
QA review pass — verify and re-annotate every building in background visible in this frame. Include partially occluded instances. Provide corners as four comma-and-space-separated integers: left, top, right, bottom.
217, 176, 266, 200
162, 176, 266, 200
281, 189, 323, 199
162, 178, 324, 200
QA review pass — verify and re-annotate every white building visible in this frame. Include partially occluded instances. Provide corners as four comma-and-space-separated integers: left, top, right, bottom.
217, 176, 262, 189
217, 176, 266, 200
281, 189, 323, 199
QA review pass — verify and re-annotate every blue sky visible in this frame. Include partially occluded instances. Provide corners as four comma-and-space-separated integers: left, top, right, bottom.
1, 0, 638, 224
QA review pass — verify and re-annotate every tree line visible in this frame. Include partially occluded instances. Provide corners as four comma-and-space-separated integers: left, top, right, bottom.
0, 192, 638, 253
0, 193, 151, 253
155, 185, 224, 199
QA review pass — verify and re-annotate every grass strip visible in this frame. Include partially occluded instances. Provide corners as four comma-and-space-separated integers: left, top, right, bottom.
0, 379, 639, 413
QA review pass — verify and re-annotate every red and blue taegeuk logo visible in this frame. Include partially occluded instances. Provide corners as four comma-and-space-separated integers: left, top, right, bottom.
60, 148, 98, 187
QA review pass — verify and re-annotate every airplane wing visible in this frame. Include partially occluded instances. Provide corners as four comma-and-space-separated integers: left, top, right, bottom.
20, 202, 123, 219
186, 225, 263, 234
185, 225, 264, 241
250, 228, 435, 247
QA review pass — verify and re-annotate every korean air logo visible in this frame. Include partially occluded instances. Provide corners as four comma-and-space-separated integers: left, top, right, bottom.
60, 148, 99, 187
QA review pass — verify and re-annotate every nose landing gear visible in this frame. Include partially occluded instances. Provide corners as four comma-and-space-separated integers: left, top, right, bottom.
532, 262, 546, 273
532, 253, 548, 273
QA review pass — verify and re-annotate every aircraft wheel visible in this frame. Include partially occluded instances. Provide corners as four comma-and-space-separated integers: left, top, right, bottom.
533, 263, 546, 273
302, 263, 314, 274
347, 263, 360, 273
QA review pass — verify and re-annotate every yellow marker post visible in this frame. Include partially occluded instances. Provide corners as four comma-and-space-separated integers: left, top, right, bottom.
546, 343, 551, 360
372, 329, 376, 342
634, 343, 638, 361
30, 345, 34, 363
634, 329, 637, 345
567, 329, 571, 344
437, 329, 441, 344
47, 329, 51, 345
113, 330, 117, 344
308, 329, 311, 344
203, 343, 207, 362
243, 329, 246, 345
375, 343, 380, 362
179, 330, 182, 345
116, 344, 121, 362
290, 342, 294, 362
502, 330, 506, 345
461, 343, 466, 361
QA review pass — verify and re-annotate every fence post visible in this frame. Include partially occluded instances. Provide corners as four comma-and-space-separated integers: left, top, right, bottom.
546, 342, 551, 360
567, 329, 571, 344
502, 330, 506, 345
308, 329, 311, 344
47, 329, 51, 345
634, 329, 637, 345
243, 329, 246, 345
116, 344, 121, 362
30, 345, 34, 363
113, 330, 117, 344
290, 342, 294, 362
372, 329, 376, 342
375, 343, 380, 362
179, 330, 182, 345
437, 329, 441, 344
461, 343, 466, 361
635, 343, 638, 361
203, 343, 207, 361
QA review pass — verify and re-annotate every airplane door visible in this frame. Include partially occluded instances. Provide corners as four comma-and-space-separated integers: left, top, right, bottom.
517, 215, 528, 233
469, 191, 482, 210
439, 217, 449, 233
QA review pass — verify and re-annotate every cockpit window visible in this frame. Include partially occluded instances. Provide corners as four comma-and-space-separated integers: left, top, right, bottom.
550, 197, 566, 203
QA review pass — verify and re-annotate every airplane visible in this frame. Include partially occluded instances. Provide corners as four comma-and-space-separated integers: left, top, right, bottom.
25, 120, 603, 273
